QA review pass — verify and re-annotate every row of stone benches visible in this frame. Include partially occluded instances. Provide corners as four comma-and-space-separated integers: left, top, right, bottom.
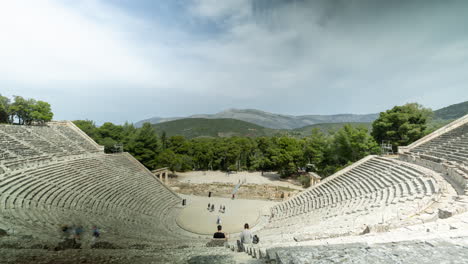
0, 124, 100, 166
410, 124, 467, 166
271, 157, 435, 219
0, 154, 178, 217
0, 154, 182, 242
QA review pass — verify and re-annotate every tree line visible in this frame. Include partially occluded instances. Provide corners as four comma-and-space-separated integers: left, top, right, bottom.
0, 94, 54, 125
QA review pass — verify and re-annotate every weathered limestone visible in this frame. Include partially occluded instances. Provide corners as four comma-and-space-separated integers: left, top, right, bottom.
398, 114, 468, 195
0, 122, 186, 244
152, 167, 170, 184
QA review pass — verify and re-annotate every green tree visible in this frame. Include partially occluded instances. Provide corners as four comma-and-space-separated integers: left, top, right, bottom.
190, 138, 215, 170
73, 120, 99, 139
121, 122, 137, 151
303, 128, 328, 173
168, 136, 190, 155
333, 124, 379, 164
10, 96, 35, 125
161, 131, 168, 150
156, 149, 193, 172
0, 94, 10, 123
126, 123, 160, 169
269, 137, 304, 177
372, 103, 432, 151
31, 101, 53, 124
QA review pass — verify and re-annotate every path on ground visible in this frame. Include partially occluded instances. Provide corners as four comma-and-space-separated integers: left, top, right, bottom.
177, 194, 276, 235
176, 171, 303, 190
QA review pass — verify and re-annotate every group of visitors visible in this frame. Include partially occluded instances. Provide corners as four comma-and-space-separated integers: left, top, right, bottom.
212, 223, 259, 247
207, 203, 226, 213
60, 224, 100, 244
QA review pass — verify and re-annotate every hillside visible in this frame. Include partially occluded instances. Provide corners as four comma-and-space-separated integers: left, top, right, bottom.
434, 101, 468, 120
292, 122, 373, 136
137, 108, 379, 129
151, 118, 280, 138
139, 101, 468, 136
151, 118, 375, 138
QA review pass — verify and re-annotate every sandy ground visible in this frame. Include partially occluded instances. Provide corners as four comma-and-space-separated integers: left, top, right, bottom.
175, 171, 303, 190
176, 194, 276, 235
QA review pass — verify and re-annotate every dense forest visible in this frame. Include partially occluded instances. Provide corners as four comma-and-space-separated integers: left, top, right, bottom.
0, 94, 53, 125
74, 103, 435, 186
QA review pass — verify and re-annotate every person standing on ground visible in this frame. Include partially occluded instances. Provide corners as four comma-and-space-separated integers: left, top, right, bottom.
240, 223, 253, 244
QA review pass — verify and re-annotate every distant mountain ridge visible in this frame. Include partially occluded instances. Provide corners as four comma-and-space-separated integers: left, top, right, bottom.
434, 101, 468, 120
136, 108, 379, 129
137, 101, 468, 138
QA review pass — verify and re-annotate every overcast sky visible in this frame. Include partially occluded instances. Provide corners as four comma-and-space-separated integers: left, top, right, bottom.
1, 0, 467, 124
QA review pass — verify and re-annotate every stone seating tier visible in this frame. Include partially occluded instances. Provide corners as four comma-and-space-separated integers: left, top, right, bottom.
271, 156, 433, 217
0, 153, 182, 242
0, 123, 102, 171
410, 123, 468, 166
260, 156, 439, 244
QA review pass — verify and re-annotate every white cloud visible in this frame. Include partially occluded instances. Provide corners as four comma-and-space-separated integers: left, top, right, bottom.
1, 0, 467, 123
0, 0, 158, 86
190, 0, 251, 21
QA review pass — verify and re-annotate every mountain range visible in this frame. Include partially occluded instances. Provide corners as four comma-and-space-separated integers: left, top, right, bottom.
137, 101, 468, 130
136, 109, 379, 129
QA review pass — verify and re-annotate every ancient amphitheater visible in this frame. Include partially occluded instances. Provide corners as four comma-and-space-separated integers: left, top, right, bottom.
1, 116, 468, 263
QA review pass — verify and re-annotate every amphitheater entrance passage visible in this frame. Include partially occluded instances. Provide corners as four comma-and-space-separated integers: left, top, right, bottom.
152, 167, 170, 184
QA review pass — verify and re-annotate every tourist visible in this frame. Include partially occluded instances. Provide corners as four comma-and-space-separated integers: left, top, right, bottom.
208, 203, 211, 210
223, 205, 226, 213
216, 215, 221, 225
91, 226, 100, 245
211, 204, 215, 212
74, 225, 84, 241
240, 223, 253, 244
60, 224, 70, 240
213, 225, 227, 240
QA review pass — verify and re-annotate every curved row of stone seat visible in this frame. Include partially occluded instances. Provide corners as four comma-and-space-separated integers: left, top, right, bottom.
0, 123, 101, 170
1, 154, 179, 215
0, 153, 183, 242
271, 156, 436, 220
254, 157, 439, 246
409, 123, 468, 166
